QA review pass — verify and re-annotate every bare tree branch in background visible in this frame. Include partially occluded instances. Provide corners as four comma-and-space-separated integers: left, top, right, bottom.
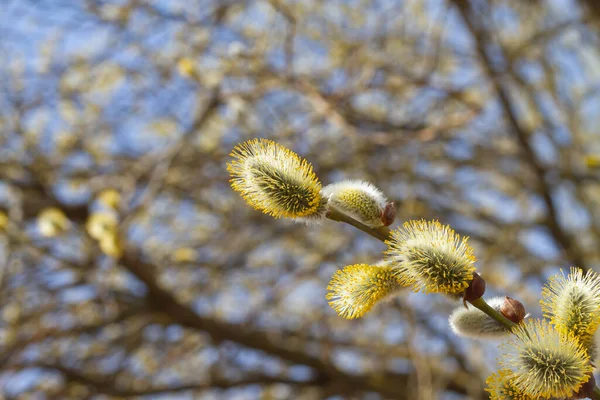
1, 0, 600, 398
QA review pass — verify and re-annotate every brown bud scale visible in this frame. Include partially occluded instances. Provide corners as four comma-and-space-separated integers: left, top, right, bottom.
463, 272, 486, 304
500, 296, 526, 324
381, 202, 396, 226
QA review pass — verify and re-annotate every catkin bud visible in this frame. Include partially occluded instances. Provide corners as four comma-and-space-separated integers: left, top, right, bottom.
449, 297, 511, 339
322, 180, 392, 228
540, 267, 600, 349
227, 139, 327, 224
500, 319, 593, 399
385, 220, 476, 295
326, 261, 402, 319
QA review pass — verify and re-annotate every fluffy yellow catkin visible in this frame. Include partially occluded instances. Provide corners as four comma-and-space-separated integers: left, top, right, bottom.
499, 319, 592, 399
326, 262, 401, 319
486, 369, 533, 400
540, 267, 600, 349
385, 220, 476, 295
227, 139, 326, 223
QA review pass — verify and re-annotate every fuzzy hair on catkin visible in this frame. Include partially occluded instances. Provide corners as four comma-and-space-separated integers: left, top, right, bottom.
449, 297, 509, 339
326, 261, 402, 319
321, 180, 388, 228
499, 319, 593, 399
593, 326, 600, 364
385, 220, 476, 295
227, 138, 327, 224
540, 267, 600, 349
486, 369, 534, 400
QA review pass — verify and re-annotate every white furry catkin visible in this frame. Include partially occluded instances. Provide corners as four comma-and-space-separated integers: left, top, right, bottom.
322, 180, 393, 228
449, 297, 509, 339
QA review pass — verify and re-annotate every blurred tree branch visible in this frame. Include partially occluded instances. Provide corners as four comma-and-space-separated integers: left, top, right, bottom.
2, 0, 600, 398
452, 0, 589, 272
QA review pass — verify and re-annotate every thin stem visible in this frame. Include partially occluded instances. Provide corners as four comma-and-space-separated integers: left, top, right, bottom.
327, 207, 518, 330
470, 297, 516, 331
325, 207, 391, 242
592, 386, 600, 400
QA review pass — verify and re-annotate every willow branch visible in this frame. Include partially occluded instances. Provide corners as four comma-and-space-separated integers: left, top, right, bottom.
325, 207, 391, 242
470, 297, 515, 331
326, 207, 517, 330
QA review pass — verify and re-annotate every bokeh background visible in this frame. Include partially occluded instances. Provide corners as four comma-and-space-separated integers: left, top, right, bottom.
2, 0, 600, 398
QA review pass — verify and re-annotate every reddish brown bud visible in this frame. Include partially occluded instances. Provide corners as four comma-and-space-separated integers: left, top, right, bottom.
500, 296, 526, 324
381, 202, 396, 226
570, 371, 596, 399
463, 272, 486, 305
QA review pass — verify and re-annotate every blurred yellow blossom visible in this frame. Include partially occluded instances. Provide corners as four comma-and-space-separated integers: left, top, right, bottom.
177, 58, 197, 78
37, 207, 70, 237
86, 212, 119, 240
97, 189, 121, 209
99, 233, 124, 258
0, 211, 8, 231
584, 155, 600, 168
172, 247, 198, 263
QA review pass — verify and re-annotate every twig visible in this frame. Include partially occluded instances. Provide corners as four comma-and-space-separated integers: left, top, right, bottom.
325, 207, 391, 242
470, 297, 515, 331
326, 206, 517, 330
